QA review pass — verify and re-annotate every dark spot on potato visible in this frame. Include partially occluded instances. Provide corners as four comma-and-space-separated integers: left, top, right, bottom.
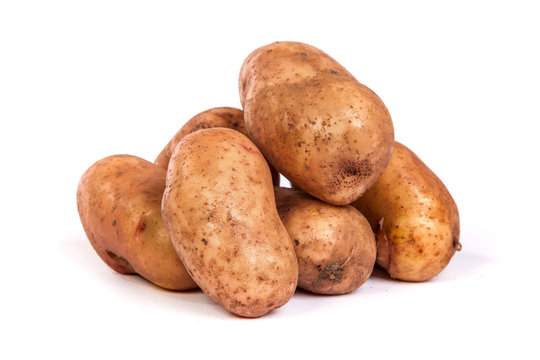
201, 238, 208, 245
319, 263, 344, 282
116, 172, 123, 178
331, 159, 373, 191
294, 239, 300, 246
240, 143, 255, 152
257, 276, 264, 281
299, 52, 307, 57
330, 70, 339, 75
135, 217, 146, 237
105, 250, 134, 273
112, 220, 116, 226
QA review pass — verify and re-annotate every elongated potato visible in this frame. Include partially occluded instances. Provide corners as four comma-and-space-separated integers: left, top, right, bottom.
353, 142, 461, 281
239, 41, 394, 205
275, 187, 376, 294
154, 107, 245, 169
162, 128, 298, 317
154, 106, 280, 186
77, 155, 197, 290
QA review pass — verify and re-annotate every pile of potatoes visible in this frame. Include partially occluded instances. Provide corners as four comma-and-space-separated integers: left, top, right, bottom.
77, 41, 461, 318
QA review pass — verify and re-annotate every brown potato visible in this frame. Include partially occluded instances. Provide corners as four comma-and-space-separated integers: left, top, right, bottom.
239, 41, 394, 205
77, 155, 197, 290
275, 187, 376, 295
352, 142, 461, 281
154, 106, 280, 186
154, 107, 245, 169
162, 128, 298, 317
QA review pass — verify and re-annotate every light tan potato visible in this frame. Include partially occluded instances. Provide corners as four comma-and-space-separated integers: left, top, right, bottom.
275, 187, 376, 295
154, 107, 280, 186
353, 142, 461, 281
162, 128, 298, 317
77, 155, 197, 290
154, 107, 245, 169
239, 41, 394, 205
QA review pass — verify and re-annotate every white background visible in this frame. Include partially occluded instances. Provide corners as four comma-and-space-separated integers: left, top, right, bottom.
1, 1, 539, 359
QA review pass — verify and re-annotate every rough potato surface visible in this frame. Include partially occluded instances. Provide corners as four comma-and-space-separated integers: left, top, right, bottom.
275, 187, 376, 294
77, 155, 197, 290
353, 142, 461, 281
162, 128, 298, 317
239, 41, 394, 205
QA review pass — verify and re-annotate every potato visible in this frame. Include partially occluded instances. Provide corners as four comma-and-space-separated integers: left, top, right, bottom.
154, 106, 280, 186
162, 128, 298, 317
77, 155, 197, 290
154, 107, 245, 169
275, 187, 376, 295
352, 142, 461, 281
239, 41, 394, 205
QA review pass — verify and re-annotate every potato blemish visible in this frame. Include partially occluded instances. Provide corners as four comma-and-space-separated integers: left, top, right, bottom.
135, 217, 146, 236
331, 159, 372, 191
376, 218, 392, 269
240, 143, 255, 152
105, 250, 135, 273
319, 263, 344, 282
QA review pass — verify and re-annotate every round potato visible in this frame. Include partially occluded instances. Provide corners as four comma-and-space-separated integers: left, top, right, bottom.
353, 142, 461, 281
77, 155, 197, 290
275, 187, 376, 294
162, 128, 298, 317
239, 41, 394, 205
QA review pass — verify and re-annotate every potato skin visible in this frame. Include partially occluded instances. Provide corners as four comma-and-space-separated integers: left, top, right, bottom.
154, 106, 280, 186
76, 155, 197, 290
162, 128, 298, 317
353, 142, 461, 281
275, 187, 376, 295
239, 41, 394, 205
154, 107, 245, 169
